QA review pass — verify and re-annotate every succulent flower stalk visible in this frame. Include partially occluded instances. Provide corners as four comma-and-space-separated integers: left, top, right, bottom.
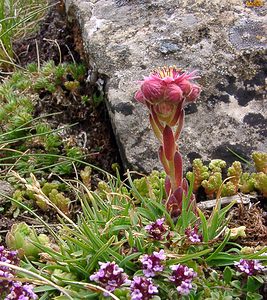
135, 66, 201, 218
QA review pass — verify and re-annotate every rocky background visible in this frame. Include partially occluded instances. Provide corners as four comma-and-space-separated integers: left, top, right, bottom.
65, 0, 266, 173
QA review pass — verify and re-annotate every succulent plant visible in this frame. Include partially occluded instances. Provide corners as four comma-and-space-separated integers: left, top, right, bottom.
239, 172, 255, 194
208, 159, 227, 173
5, 222, 49, 259
132, 170, 166, 201
254, 172, 267, 197
186, 159, 210, 193
252, 151, 267, 174
226, 226, 246, 240
80, 166, 92, 188
201, 172, 223, 199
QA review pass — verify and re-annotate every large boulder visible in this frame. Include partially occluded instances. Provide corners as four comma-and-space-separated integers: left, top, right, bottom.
65, 0, 267, 173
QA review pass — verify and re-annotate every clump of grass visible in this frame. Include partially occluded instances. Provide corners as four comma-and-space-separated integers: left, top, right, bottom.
0, 0, 51, 69
3, 169, 266, 299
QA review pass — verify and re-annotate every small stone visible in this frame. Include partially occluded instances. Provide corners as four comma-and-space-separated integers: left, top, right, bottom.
0, 181, 14, 202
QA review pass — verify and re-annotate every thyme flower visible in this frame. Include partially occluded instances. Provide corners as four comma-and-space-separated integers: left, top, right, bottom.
170, 264, 197, 295
130, 276, 158, 300
90, 261, 130, 294
234, 259, 264, 276
140, 249, 166, 277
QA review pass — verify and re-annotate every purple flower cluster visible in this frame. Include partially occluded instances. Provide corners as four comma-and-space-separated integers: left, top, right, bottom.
140, 249, 166, 277
0, 245, 37, 300
89, 261, 130, 294
145, 218, 169, 241
5, 282, 37, 300
170, 264, 197, 295
234, 259, 264, 276
130, 276, 158, 300
185, 226, 202, 243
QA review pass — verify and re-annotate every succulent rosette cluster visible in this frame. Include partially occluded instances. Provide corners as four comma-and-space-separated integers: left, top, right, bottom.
0, 245, 37, 300
135, 66, 201, 218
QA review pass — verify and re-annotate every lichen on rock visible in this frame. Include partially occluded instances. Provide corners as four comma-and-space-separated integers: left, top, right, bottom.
65, 0, 267, 173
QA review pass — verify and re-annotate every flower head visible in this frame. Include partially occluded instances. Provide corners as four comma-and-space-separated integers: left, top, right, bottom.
234, 259, 264, 276
145, 218, 169, 241
135, 66, 200, 106
130, 276, 158, 300
185, 226, 202, 243
140, 249, 166, 277
0, 245, 37, 299
5, 282, 38, 300
90, 261, 130, 294
170, 264, 197, 295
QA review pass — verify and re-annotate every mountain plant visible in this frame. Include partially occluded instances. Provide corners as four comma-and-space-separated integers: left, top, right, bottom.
187, 152, 267, 199
2, 66, 267, 300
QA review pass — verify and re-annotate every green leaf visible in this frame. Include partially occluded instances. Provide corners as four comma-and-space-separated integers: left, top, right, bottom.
166, 248, 212, 265
119, 252, 141, 268
210, 270, 219, 281
230, 280, 241, 289
246, 276, 263, 293
206, 231, 231, 262
33, 285, 56, 293
86, 236, 115, 273
246, 292, 263, 300
223, 266, 233, 284
198, 208, 209, 242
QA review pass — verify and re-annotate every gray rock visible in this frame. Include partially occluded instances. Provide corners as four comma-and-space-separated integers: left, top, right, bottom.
65, 0, 267, 173
0, 180, 14, 202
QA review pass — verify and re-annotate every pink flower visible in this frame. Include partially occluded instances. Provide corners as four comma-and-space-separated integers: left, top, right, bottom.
135, 66, 201, 107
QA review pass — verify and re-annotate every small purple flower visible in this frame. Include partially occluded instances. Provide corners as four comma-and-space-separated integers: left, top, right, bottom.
130, 276, 158, 300
145, 218, 169, 241
0, 246, 19, 270
170, 264, 197, 296
140, 249, 166, 277
185, 226, 202, 243
0, 245, 37, 300
90, 261, 130, 294
0, 246, 19, 295
5, 282, 38, 300
234, 259, 264, 276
